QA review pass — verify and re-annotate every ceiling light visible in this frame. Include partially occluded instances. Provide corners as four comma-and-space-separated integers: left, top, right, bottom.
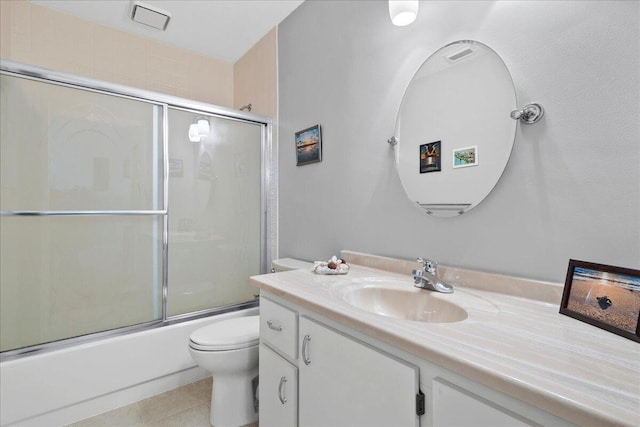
131, 1, 171, 31
389, 0, 419, 26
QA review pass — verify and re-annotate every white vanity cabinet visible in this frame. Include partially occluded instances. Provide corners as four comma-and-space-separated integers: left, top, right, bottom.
259, 296, 421, 427
258, 292, 574, 427
298, 316, 421, 427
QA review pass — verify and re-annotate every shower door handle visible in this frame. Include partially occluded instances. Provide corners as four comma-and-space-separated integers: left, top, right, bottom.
302, 334, 311, 365
278, 376, 288, 404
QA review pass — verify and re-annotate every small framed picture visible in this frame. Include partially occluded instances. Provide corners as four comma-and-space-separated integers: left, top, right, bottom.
420, 141, 441, 173
560, 259, 640, 342
452, 146, 478, 168
295, 124, 322, 166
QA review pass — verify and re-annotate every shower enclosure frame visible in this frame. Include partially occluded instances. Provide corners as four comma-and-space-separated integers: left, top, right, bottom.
0, 59, 275, 361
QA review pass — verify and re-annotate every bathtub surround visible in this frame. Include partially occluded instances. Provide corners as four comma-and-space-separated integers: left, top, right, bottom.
277, 0, 640, 283
1, 308, 258, 426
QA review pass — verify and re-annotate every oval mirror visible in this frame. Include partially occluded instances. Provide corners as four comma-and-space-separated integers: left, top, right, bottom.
394, 40, 517, 217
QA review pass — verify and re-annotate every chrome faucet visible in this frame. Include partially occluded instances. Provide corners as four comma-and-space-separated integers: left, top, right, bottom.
412, 258, 453, 293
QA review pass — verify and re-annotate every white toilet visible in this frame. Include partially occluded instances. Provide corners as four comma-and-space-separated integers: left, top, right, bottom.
189, 259, 311, 426
189, 315, 260, 427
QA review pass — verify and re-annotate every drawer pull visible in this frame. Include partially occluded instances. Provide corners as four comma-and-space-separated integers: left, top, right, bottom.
267, 320, 283, 331
278, 376, 288, 404
302, 334, 312, 365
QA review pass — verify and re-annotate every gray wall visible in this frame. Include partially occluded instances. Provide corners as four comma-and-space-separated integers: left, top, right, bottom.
277, 0, 639, 283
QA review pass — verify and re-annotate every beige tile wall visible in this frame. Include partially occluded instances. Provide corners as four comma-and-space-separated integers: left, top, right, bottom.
0, 0, 234, 107
234, 28, 277, 118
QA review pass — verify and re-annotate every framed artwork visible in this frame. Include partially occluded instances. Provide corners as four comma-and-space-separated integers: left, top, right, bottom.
560, 259, 640, 342
296, 124, 322, 166
453, 146, 478, 168
420, 141, 441, 173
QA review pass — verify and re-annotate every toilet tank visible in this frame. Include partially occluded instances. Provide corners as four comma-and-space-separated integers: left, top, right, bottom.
271, 258, 313, 272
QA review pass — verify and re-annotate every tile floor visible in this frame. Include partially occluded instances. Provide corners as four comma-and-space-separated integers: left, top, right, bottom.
67, 377, 258, 427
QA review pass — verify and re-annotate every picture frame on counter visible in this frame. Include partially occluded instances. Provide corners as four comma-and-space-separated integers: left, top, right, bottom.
560, 259, 640, 342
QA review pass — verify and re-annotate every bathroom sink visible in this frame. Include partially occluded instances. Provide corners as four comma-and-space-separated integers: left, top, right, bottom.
339, 283, 468, 323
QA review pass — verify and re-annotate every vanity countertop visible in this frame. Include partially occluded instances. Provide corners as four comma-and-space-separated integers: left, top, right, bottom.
250, 252, 640, 427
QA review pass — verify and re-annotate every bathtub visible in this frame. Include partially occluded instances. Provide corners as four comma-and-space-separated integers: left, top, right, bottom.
0, 307, 258, 426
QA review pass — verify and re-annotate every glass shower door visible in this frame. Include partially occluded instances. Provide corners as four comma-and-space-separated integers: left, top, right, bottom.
0, 74, 164, 352
166, 108, 262, 317
1, 63, 270, 357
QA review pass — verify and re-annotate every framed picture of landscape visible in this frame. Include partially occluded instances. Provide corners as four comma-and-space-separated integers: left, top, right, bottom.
560, 259, 640, 342
295, 124, 322, 166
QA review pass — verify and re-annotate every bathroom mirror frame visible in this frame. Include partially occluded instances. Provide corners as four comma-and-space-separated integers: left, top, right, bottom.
393, 40, 517, 217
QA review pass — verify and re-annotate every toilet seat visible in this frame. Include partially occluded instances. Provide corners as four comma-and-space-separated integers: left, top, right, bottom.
189, 316, 259, 351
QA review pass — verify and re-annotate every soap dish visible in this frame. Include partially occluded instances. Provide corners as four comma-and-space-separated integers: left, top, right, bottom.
313, 256, 350, 275
313, 264, 350, 275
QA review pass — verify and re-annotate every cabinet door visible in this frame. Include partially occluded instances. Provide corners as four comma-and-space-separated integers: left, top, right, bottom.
259, 344, 298, 427
298, 316, 420, 427
432, 378, 536, 427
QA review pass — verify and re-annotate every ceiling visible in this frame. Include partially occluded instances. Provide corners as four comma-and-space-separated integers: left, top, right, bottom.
31, 0, 305, 63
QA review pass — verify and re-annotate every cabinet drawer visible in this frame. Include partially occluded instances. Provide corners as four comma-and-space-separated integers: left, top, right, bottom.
260, 297, 298, 359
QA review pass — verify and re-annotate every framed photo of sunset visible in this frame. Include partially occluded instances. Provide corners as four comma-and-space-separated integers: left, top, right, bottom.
560, 259, 640, 342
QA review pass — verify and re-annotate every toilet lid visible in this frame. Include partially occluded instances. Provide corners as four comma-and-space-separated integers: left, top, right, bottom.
189, 316, 259, 351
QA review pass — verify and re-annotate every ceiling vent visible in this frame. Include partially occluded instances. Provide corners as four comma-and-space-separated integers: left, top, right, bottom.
131, 1, 171, 31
